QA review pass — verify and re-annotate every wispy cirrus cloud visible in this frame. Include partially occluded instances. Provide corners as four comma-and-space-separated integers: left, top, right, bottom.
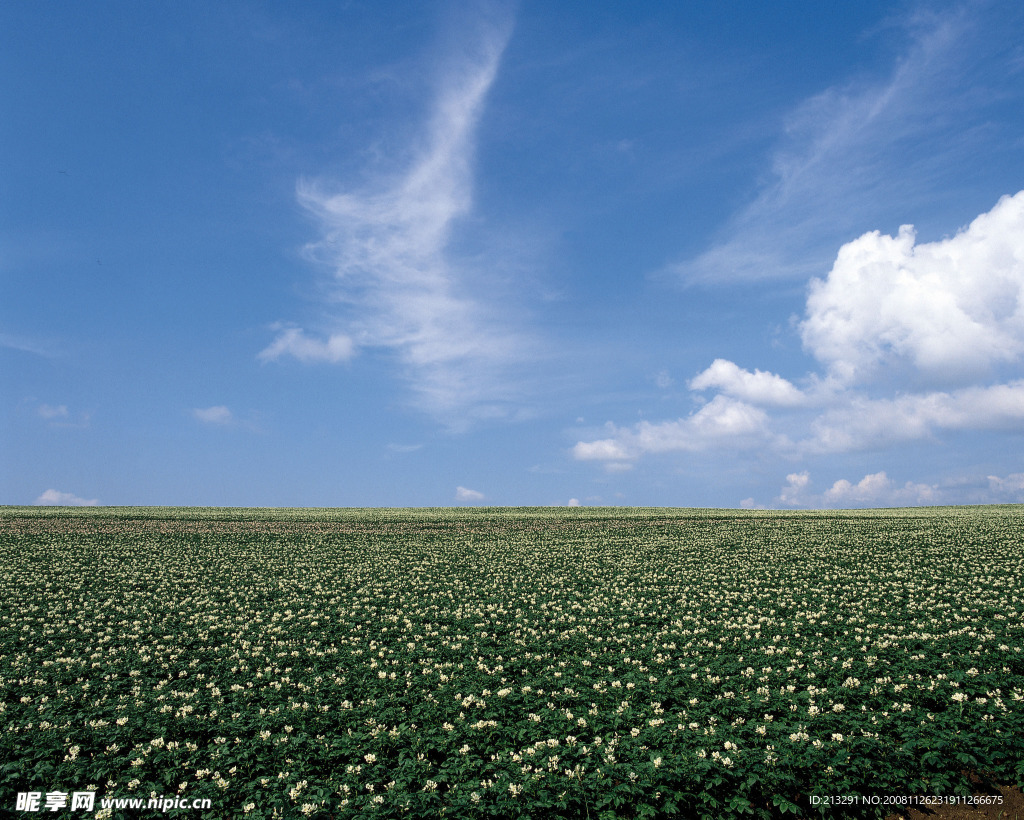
38, 404, 69, 420
34, 401, 90, 429
193, 405, 234, 425
263, 9, 539, 426
1, 331, 57, 357
672, 6, 1016, 283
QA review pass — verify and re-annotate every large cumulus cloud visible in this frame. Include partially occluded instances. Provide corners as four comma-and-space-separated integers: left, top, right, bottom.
573, 191, 1024, 495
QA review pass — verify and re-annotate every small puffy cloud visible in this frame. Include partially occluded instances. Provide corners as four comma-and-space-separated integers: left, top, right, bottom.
690, 359, 805, 406
258, 327, 354, 364
455, 486, 485, 502
823, 471, 938, 507
34, 489, 98, 506
193, 405, 233, 425
987, 472, 1024, 501
773, 471, 939, 508
823, 472, 893, 505
567, 498, 581, 507
777, 471, 811, 507
801, 190, 1024, 385
572, 437, 631, 462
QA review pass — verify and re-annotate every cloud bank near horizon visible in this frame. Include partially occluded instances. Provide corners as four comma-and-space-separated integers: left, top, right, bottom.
575, 191, 1024, 504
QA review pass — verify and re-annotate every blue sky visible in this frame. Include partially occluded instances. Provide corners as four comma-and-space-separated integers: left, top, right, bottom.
4, 1, 1024, 508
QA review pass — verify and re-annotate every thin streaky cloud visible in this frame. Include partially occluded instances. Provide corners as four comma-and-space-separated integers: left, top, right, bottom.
672, 7, 982, 283
1, 331, 57, 358
37, 404, 69, 420
272, 10, 539, 426
193, 405, 234, 425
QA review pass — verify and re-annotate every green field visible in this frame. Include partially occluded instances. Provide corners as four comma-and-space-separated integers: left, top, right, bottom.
1, 506, 1022, 818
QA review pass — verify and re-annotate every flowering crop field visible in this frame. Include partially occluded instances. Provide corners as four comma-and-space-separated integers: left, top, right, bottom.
1, 506, 1022, 819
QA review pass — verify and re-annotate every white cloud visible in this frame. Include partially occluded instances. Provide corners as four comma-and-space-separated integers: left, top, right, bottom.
572, 437, 631, 463
777, 472, 811, 507
801, 191, 1024, 385
34, 489, 98, 506
823, 471, 939, 507
455, 486, 485, 502
276, 13, 536, 424
690, 359, 805, 406
567, 497, 581, 507
674, 8, 1001, 283
573, 395, 769, 463
579, 192, 1024, 473
987, 472, 1024, 501
773, 471, 939, 509
193, 405, 234, 425
806, 381, 1024, 453
258, 327, 354, 364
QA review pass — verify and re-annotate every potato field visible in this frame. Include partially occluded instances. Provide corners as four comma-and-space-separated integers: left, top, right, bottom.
1, 506, 1022, 819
